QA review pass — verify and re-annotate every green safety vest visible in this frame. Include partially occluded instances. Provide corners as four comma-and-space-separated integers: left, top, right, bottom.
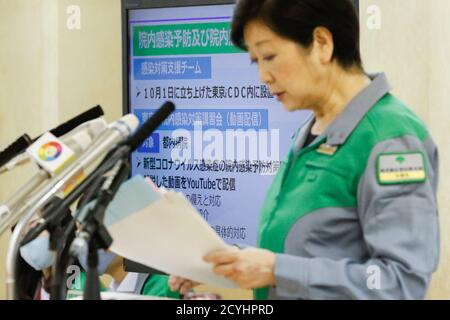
255, 93, 429, 300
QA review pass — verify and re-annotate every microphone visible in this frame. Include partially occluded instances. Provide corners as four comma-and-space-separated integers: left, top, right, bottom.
41, 103, 173, 300
46, 105, 103, 138
123, 101, 175, 152
0, 114, 138, 237
0, 106, 103, 168
27, 133, 77, 177
0, 118, 108, 218
0, 135, 32, 169
5, 114, 139, 300
69, 160, 130, 256
92, 101, 175, 170
0, 118, 108, 174
17, 115, 138, 258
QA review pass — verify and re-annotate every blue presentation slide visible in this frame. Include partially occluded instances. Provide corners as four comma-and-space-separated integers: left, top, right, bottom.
128, 4, 310, 246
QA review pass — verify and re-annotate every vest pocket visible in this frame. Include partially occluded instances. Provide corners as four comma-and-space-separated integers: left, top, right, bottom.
304, 160, 348, 178
302, 159, 356, 207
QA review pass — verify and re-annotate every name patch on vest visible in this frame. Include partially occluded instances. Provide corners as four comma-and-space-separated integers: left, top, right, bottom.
317, 144, 338, 156
377, 152, 427, 185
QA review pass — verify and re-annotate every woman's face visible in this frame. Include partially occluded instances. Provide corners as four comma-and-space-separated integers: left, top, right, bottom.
244, 20, 329, 112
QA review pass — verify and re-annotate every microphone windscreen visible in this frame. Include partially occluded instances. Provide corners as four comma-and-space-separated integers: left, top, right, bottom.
0, 134, 32, 168
126, 102, 175, 152
50, 105, 104, 137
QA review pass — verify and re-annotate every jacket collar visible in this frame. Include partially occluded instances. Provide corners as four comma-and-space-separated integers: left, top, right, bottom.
293, 72, 392, 154
322, 72, 392, 146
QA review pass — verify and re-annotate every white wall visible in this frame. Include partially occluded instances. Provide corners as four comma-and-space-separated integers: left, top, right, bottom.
427, 0, 450, 298
360, 0, 450, 299
57, 0, 123, 124
0, 0, 122, 299
0, 0, 50, 300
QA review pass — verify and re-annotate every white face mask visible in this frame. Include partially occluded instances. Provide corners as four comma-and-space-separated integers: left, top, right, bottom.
19, 235, 54, 271
19, 233, 116, 275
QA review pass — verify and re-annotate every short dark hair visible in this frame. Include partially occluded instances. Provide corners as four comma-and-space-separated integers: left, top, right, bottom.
231, 0, 362, 70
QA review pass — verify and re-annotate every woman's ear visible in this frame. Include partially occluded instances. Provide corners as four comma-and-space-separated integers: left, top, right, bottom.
312, 27, 334, 65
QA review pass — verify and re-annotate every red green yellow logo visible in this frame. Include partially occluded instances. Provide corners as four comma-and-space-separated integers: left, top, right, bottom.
38, 142, 62, 161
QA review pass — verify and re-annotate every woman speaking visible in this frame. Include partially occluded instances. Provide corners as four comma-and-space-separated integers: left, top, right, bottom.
170, 0, 440, 300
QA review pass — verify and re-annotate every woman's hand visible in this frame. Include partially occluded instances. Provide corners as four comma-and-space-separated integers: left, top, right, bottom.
168, 275, 201, 294
204, 247, 276, 290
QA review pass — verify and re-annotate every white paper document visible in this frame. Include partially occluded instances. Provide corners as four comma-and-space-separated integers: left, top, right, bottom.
105, 179, 238, 289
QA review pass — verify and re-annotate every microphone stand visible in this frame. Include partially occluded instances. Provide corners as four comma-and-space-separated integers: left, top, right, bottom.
54, 147, 129, 300
50, 176, 106, 301
19, 146, 129, 300
19, 101, 175, 300
5, 115, 136, 300
71, 155, 130, 300
59, 101, 174, 299
46, 145, 130, 300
